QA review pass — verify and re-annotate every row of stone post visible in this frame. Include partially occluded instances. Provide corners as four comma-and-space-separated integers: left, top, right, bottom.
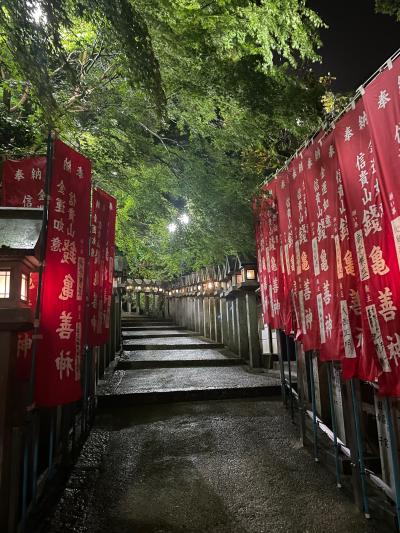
165, 289, 261, 367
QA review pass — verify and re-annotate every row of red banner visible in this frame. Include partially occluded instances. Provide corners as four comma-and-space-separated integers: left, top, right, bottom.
2, 140, 116, 406
255, 55, 400, 397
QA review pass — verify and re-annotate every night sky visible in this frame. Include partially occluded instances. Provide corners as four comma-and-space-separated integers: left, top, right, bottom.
308, 0, 399, 92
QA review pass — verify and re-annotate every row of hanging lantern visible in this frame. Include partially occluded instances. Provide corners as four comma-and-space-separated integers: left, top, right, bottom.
164, 254, 257, 298
125, 278, 165, 294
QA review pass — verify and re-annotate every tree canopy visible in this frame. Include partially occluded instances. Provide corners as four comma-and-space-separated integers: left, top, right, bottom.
1, 1, 332, 278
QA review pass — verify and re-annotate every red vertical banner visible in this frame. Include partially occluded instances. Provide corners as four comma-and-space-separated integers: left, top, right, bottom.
2, 157, 46, 380
88, 188, 117, 346
259, 182, 282, 330
2, 156, 46, 207
362, 56, 400, 395
334, 99, 400, 394
254, 210, 269, 325
272, 170, 295, 334
317, 132, 361, 362
288, 148, 320, 350
35, 140, 91, 407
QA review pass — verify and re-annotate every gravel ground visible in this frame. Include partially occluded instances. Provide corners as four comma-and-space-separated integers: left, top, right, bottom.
44, 398, 390, 533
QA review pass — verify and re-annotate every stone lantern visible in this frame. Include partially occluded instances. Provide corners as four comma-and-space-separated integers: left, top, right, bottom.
0, 208, 42, 330
0, 207, 42, 526
235, 254, 260, 368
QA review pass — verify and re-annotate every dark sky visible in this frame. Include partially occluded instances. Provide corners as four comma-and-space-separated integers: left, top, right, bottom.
308, 0, 399, 92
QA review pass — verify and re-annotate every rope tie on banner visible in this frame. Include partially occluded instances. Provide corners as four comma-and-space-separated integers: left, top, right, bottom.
262, 47, 400, 187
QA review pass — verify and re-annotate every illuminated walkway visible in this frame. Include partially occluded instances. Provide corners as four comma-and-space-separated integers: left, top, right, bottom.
42, 317, 389, 533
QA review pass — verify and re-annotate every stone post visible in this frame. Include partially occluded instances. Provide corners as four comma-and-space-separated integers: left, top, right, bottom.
219, 297, 228, 345
198, 297, 205, 336
203, 296, 210, 338
227, 298, 237, 353
209, 296, 216, 340
235, 293, 249, 361
144, 293, 150, 315
245, 291, 261, 367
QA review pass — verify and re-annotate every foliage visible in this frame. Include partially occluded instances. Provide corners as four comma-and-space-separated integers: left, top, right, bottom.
0, 0, 328, 279
375, 0, 400, 20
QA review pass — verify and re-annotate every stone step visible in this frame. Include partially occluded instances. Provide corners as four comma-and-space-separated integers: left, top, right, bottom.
121, 330, 201, 339
97, 367, 281, 407
117, 348, 242, 369
122, 321, 176, 327
122, 325, 186, 331
122, 335, 223, 350
116, 358, 243, 370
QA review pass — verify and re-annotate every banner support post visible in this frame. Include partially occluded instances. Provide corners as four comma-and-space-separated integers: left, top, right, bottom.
327, 361, 342, 488
383, 397, 400, 530
350, 378, 370, 519
285, 334, 294, 422
28, 130, 55, 405
277, 330, 287, 406
309, 351, 318, 462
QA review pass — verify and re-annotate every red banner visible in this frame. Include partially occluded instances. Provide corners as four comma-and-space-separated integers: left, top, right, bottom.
334, 99, 400, 391
288, 146, 322, 350
88, 188, 117, 346
270, 171, 294, 334
317, 132, 361, 362
2, 157, 45, 380
362, 58, 400, 395
2, 156, 46, 207
254, 57, 400, 396
35, 140, 91, 406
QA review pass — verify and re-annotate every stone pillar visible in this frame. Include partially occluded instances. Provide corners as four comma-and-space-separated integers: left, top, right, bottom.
227, 298, 237, 353
209, 297, 216, 340
198, 297, 205, 336
203, 296, 210, 338
214, 296, 221, 342
245, 291, 261, 367
135, 292, 141, 315
190, 297, 195, 331
183, 298, 188, 327
0, 332, 15, 527
144, 293, 150, 315
151, 293, 156, 316
235, 293, 249, 360
219, 297, 228, 345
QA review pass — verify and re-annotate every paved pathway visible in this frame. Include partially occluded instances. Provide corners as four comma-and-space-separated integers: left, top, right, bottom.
43, 315, 390, 532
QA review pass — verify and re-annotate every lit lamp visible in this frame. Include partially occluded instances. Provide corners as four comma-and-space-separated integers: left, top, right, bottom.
0, 208, 42, 330
236, 254, 258, 289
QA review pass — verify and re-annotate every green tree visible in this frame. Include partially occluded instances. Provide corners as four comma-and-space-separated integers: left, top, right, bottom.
0, 1, 327, 278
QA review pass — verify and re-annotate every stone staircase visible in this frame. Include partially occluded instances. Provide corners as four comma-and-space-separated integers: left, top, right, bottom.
97, 314, 281, 407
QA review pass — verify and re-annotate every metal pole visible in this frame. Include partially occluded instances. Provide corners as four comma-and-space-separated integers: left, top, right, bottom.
327, 362, 342, 488
350, 378, 370, 519
48, 410, 55, 478
285, 334, 294, 422
309, 351, 318, 462
383, 397, 400, 529
21, 439, 29, 529
31, 414, 40, 502
277, 330, 287, 406
29, 131, 54, 404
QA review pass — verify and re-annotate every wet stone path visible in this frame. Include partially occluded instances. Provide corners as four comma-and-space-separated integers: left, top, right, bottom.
43, 316, 389, 533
